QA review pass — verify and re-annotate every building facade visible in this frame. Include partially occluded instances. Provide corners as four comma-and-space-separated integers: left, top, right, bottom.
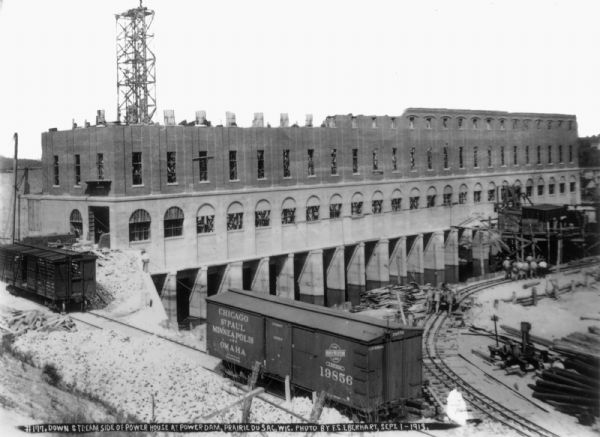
22, 108, 581, 318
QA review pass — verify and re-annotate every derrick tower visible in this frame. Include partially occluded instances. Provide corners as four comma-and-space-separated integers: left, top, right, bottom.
115, 0, 156, 124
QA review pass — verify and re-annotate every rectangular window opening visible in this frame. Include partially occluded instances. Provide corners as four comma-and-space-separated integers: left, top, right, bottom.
97, 153, 105, 180
330, 149, 337, 175
257, 150, 265, 179
167, 151, 176, 183
283, 149, 291, 178
132, 152, 142, 185
53, 155, 59, 185
74, 154, 81, 186
255, 210, 270, 228
229, 150, 238, 181
352, 149, 359, 174
197, 215, 215, 233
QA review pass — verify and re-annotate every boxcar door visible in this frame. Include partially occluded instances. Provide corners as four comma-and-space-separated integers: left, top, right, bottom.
291, 327, 317, 389
265, 319, 291, 377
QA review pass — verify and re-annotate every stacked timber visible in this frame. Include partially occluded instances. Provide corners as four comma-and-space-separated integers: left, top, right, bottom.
352, 283, 435, 318
529, 328, 600, 425
6, 310, 76, 335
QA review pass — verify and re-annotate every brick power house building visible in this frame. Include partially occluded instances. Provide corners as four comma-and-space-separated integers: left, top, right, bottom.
22, 108, 581, 322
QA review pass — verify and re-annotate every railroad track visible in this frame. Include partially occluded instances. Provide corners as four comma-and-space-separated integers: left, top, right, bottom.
422, 260, 600, 437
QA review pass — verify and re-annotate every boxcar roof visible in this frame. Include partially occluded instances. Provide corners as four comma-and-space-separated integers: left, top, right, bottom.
0, 243, 96, 262
207, 288, 422, 343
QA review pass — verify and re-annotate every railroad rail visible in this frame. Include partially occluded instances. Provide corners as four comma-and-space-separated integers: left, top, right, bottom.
422, 259, 599, 437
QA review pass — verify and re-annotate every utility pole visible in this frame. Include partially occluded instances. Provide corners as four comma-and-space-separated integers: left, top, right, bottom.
12, 133, 18, 244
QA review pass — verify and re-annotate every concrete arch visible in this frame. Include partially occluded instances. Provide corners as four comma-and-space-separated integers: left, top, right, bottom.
330, 193, 342, 204
306, 195, 320, 207
351, 192, 364, 203
410, 187, 420, 197
164, 206, 184, 220
282, 197, 296, 210
473, 183, 483, 191
391, 188, 402, 199
372, 190, 384, 201
227, 201, 244, 214
427, 186, 437, 196
514, 179, 522, 187
254, 199, 271, 211
197, 203, 215, 216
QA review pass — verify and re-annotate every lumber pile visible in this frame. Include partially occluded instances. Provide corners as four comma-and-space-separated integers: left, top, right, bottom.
351, 283, 429, 314
530, 328, 600, 425
6, 310, 77, 335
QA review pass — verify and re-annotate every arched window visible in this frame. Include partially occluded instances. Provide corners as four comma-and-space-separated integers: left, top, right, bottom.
443, 185, 453, 206
473, 183, 482, 203
197, 204, 215, 234
371, 191, 384, 214
548, 177, 556, 195
409, 188, 420, 210
227, 202, 244, 231
559, 176, 566, 194
255, 200, 271, 228
69, 209, 83, 238
487, 182, 497, 202
306, 196, 320, 222
459, 184, 468, 204
281, 197, 296, 224
164, 207, 184, 237
525, 179, 534, 197
569, 175, 577, 193
501, 180, 509, 201
391, 189, 402, 212
351, 192, 364, 216
426, 186, 437, 208
537, 177, 545, 196
129, 209, 151, 242
329, 194, 343, 219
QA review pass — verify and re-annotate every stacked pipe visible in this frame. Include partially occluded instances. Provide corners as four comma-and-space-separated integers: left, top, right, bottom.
529, 328, 600, 425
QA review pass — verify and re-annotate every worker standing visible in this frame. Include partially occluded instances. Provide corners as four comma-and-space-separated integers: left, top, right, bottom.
426, 287, 434, 314
433, 287, 442, 314
141, 249, 150, 273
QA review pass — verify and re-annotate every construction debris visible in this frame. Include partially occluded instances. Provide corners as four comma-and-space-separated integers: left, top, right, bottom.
6, 310, 76, 335
531, 328, 600, 426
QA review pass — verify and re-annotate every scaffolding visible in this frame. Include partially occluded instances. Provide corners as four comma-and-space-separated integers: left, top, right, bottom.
116, 0, 156, 124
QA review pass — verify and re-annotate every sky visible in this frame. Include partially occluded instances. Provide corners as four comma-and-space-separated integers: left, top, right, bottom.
0, 0, 599, 159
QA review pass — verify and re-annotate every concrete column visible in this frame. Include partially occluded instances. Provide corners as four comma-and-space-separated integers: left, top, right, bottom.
472, 230, 490, 277
346, 242, 366, 305
366, 239, 390, 290
298, 250, 325, 306
250, 257, 270, 294
190, 266, 207, 319
424, 231, 445, 286
325, 246, 346, 306
160, 272, 178, 330
407, 234, 424, 284
218, 261, 243, 293
444, 229, 459, 284
276, 253, 295, 300
389, 237, 408, 285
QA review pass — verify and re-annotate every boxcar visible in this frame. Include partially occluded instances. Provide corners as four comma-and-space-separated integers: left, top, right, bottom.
0, 243, 96, 311
206, 288, 422, 413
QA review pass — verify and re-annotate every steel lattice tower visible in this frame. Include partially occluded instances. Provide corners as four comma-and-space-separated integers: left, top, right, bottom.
116, 1, 156, 124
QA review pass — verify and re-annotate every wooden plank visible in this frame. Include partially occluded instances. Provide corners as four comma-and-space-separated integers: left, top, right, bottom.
200, 387, 264, 420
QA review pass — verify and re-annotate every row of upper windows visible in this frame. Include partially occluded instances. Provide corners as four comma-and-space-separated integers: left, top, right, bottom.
66, 179, 576, 242
329, 116, 575, 130
50, 144, 575, 187
406, 116, 574, 131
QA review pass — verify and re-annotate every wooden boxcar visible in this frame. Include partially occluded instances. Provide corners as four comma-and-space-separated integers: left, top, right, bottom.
0, 243, 96, 311
206, 288, 422, 413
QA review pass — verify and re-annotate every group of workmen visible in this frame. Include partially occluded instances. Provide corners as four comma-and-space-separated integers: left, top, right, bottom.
502, 256, 548, 280
425, 283, 457, 314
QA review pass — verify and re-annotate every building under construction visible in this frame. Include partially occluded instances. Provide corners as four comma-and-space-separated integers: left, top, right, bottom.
14, 2, 584, 325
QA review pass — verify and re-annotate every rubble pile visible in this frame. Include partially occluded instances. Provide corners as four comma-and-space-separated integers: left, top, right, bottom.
6, 310, 76, 335
12, 329, 349, 423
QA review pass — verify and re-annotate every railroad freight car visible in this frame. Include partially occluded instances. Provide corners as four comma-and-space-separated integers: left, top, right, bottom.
206, 288, 423, 414
0, 243, 96, 311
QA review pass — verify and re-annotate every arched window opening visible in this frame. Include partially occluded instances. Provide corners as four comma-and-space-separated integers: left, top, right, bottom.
129, 209, 151, 242
69, 209, 83, 238
164, 207, 184, 237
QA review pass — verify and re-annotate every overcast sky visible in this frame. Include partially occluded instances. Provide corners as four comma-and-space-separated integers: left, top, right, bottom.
0, 0, 599, 159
